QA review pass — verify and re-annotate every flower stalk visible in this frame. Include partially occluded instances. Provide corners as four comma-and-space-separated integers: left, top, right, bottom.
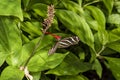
21, 5, 55, 79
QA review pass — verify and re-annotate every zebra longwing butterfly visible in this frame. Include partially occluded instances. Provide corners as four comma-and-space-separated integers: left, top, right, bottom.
48, 36, 80, 55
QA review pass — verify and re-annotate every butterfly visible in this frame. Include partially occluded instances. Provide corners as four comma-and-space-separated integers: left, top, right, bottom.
48, 36, 80, 55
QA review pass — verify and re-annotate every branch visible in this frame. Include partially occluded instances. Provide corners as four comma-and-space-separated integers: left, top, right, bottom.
96, 45, 105, 57
23, 5, 55, 68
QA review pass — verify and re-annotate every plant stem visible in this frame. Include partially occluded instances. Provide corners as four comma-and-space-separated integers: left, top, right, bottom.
23, 26, 49, 68
23, 33, 45, 68
96, 45, 105, 57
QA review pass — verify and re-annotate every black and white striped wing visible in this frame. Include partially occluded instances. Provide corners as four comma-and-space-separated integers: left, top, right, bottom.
48, 42, 59, 55
48, 36, 80, 55
57, 36, 79, 48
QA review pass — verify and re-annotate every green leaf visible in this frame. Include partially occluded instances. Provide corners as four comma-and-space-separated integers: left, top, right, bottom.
107, 40, 120, 53
62, 1, 83, 14
77, 0, 82, 6
28, 51, 69, 72
22, 0, 44, 10
59, 75, 88, 80
92, 59, 102, 78
50, 18, 60, 31
46, 53, 92, 76
31, 3, 47, 17
97, 29, 108, 45
56, 10, 94, 49
11, 38, 37, 67
0, 36, 8, 66
37, 35, 55, 50
0, 17, 22, 66
108, 27, 120, 43
22, 34, 30, 44
85, 6, 106, 29
78, 49, 85, 61
107, 14, 120, 24
23, 0, 31, 10
94, 33, 102, 52
89, 47, 97, 63
21, 21, 42, 37
83, 10, 99, 31
0, 66, 24, 80
0, 0, 23, 21
23, 11, 31, 20
85, 6, 108, 45
114, 1, 120, 13
0, 52, 8, 66
31, 72, 41, 80
103, 0, 114, 14
105, 57, 120, 80
12, 35, 54, 67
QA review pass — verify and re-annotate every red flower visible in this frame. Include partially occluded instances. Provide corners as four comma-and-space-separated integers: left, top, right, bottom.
45, 32, 61, 40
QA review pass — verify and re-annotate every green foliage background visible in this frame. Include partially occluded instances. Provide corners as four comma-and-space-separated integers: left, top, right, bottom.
0, 0, 120, 80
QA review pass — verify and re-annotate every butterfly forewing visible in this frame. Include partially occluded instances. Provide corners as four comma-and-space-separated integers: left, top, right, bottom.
48, 36, 80, 55
57, 36, 79, 48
